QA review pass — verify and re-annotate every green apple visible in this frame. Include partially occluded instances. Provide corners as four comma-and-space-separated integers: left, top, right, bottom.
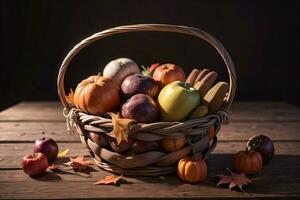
158, 81, 200, 122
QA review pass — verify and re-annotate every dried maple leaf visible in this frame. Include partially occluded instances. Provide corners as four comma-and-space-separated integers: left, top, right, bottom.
57, 148, 69, 158
94, 175, 123, 185
216, 168, 252, 192
66, 156, 91, 171
107, 112, 135, 145
66, 89, 74, 105
48, 164, 62, 171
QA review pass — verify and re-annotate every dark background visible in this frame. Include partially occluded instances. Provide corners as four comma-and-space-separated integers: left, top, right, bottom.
0, 0, 299, 110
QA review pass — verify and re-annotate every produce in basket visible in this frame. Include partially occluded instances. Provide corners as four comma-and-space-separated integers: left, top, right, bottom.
103, 58, 141, 87
161, 137, 186, 152
130, 140, 160, 155
110, 138, 134, 154
73, 76, 120, 116
153, 63, 186, 88
87, 132, 112, 149
177, 157, 207, 183
189, 105, 209, 119
193, 71, 218, 98
121, 74, 160, 98
158, 81, 200, 121
203, 81, 229, 113
121, 94, 159, 123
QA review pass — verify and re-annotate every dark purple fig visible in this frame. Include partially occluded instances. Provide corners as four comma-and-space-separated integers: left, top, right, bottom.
88, 132, 112, 149
247, 135, 274, 165
131, 140, 160, 154
33, 138, 59, 162
121, 74, 160, 98
121, 94, 159, 123
110, 138, 134, 154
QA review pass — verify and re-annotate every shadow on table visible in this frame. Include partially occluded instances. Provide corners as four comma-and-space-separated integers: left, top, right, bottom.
130, 153, 300, 195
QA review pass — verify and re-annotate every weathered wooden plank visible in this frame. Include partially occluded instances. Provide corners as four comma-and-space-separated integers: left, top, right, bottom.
1, 142, 299, 169
0, 122, 78, 142
231, 101, 300, 122
0, 171, 299, 199
0, 102, 64, 122
0, 101, 299, 122
1, 121, 299, 142
218, 122, 300, 141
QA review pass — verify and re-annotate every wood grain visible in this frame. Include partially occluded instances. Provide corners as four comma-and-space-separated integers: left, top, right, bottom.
1, 101, 299, 122
0, 171, 299, 199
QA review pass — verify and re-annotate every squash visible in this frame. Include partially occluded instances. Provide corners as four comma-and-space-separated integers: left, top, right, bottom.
177, 157, 207, 183
161, 137, 186, 152
73, 76, 120, 116
103, 58, 141, 87
234, 150, 263, 175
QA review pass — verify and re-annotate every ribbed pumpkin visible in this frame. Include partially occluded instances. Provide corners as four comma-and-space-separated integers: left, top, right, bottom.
177, 157, 207, 183
234, 150, 263, 175
73, 76, 120, 116
153, 64, 186, 88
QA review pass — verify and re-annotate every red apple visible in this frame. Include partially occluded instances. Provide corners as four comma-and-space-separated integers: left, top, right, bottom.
121, 94, 159, 123
33, 138, 59, 162
121, 74, 160, 98
88, 132, 112, 149
21, 153, 48, 176
131, 140, 160, 154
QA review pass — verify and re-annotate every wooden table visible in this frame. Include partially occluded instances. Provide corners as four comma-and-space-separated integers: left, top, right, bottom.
0, 101, 299, 199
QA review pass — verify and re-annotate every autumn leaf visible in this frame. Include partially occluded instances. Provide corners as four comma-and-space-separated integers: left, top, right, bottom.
57, 148, 69, 158
216, 168, 252, 192
66, 89, 74, 105
107, 112, 135, 145
48, 164, 62, 171
66, 156, 92, 171
94, 175, 123, 185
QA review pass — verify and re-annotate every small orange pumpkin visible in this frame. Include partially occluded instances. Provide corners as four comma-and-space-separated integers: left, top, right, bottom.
177, 157, 207, 183
73, 76, 120, 116
234, 150, 263, 175
161, 137, 186, 152
153, 64, 186, 88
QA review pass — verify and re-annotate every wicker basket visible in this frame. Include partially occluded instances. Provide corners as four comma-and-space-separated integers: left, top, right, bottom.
57, 24, 236, 176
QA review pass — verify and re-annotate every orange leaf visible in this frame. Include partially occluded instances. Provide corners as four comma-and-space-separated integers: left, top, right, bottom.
107, 112, 135, 145
94, 175, 123, 185
216, 168, 252, 191
48, 164, 62, 171
66, 156, 92, 171
66, 88, 74, 105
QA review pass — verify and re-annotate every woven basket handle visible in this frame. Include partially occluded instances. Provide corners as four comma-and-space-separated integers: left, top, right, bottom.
57, 24, 236, 112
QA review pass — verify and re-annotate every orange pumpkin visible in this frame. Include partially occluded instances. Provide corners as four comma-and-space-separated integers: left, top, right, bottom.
73, 76, 120, 116
208, 126, 215, 141
153, 64, 186, 88
161, 137, 186, 152
234, 150, 263, 175
177, 157, 207, 183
